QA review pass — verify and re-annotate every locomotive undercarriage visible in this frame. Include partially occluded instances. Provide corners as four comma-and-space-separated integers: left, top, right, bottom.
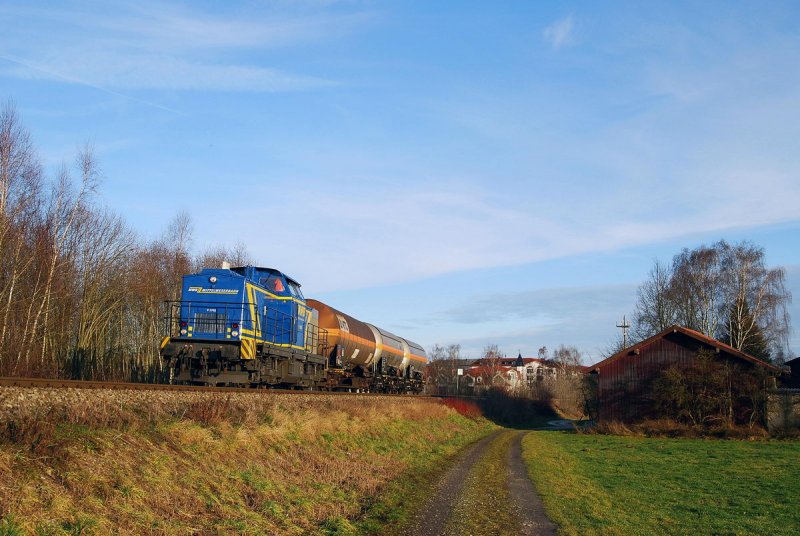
164, 340, 327, 388
163, 340, 423, 392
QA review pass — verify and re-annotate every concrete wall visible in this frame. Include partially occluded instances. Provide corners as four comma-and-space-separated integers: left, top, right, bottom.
767, 389, 800, 433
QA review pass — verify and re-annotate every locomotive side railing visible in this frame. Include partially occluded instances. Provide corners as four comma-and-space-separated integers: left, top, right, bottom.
162, 301, 329, 357
258, 305, 330, 355
307, 325, 330, 358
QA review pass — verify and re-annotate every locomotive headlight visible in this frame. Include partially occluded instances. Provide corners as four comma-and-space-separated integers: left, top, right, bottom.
209, 276, 218, 284
231, 330, 239, 337
180, 329, 187, 335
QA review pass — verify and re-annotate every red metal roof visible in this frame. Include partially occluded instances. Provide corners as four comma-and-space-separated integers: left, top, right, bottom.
589, 325, 782, 374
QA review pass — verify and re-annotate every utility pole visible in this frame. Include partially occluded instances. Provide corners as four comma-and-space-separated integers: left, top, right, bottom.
616, 315, 631, 349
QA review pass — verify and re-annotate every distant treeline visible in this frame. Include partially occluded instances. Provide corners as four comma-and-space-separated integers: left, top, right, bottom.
0, 102, 251, 381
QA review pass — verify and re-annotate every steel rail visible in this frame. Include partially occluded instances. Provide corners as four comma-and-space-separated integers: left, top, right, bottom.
0, 376, 433, 398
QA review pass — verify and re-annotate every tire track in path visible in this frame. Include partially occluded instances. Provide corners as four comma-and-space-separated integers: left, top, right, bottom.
407, 431, 501, 536
508, 431, 557, 536
408, 430, 556, 536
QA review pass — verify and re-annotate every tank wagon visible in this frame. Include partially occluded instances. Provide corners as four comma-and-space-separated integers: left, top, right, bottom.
160, 265, 426, 392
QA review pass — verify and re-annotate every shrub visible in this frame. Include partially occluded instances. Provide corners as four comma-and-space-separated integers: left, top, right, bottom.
439, 398, 483, 419
649, 350, 768, 428
583, 418, 771, 439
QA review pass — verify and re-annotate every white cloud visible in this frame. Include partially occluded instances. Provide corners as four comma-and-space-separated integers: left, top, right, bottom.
416, 284, 637, 361
190, 159, 800, 295
542, 14, 575, 50
4, 53, 333, 92
442, 284, 637, 325
0, 2, 369, 93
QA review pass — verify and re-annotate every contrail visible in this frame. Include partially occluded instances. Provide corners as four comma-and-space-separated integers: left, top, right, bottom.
0, 54, 189, 117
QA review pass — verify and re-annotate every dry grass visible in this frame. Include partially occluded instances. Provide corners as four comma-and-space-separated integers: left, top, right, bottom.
0, 388, 492, 535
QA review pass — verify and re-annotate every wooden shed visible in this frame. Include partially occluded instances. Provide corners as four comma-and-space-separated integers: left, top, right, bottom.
785, 357, 800, 388
589, 325, 782, 422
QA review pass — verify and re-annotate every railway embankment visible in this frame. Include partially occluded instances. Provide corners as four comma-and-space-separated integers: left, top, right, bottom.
0, 387, 494, 534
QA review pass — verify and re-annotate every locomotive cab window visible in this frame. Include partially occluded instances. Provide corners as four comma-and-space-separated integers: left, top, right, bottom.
287, 282, 303, 299
260, 276, 286, 293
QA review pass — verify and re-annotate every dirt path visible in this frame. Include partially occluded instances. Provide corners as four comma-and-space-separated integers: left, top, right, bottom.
507, 432, 557, 536
408, 431, 502, 536
407, 430, 556, 536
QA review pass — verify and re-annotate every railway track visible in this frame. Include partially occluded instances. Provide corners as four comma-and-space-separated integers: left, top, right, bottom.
0, 376, 433, 397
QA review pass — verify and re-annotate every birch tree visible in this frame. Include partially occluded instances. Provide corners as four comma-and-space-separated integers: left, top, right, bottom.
0, 101, 43, 374
632, 240, 791, 362
633, 260, 677, 340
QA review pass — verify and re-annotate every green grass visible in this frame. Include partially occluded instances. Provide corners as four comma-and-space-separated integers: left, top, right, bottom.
441, 431, 521, 536
353, 414, 497, 535
522, 431, 800, 535
0, 515, 23, 536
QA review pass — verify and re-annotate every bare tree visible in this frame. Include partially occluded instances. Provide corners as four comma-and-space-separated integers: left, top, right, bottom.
230, 241, 254, 266
163, 211, 193, 301
476, 343, 507, 389
631, 240, 791, 362
0, 101, 43, 374
670, 245, 723, 336
718, 241, 790, 361
424, 343, 463, 394
166, 210, 193, 254
21, 145, 98, 373
633, 259, 676, 340
72, 208, 137, 378
195, 242, 254, 271
425, 343, 447, 394
446, 344, 464, 393
549, 344, 585, 418
552, 345, 582, 368
598, 333, 626, 359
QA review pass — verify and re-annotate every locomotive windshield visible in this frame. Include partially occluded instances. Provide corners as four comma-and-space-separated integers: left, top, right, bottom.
287, 282, 303, 299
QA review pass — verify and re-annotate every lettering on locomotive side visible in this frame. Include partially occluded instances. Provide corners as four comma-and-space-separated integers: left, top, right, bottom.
187, 287, 240, 295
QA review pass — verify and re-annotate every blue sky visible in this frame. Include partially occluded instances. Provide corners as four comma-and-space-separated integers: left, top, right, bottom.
2, 1, 799, 362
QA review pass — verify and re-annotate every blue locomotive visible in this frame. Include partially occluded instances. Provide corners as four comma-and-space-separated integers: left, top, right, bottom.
160, 265, 427, 391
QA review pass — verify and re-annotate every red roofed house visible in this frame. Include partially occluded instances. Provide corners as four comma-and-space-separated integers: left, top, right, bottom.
463, 364, 524, 392
589, 325, 782, 422
463, 354, 585, 395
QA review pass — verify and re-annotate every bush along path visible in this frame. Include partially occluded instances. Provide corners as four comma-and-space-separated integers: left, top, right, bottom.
407, 430, 556, 536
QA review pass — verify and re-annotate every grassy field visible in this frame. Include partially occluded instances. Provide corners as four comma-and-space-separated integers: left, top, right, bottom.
0, 389, 494, 535
522, 431, 800, 535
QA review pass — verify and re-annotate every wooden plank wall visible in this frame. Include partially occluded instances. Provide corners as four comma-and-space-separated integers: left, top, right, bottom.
597, 336, 698, 421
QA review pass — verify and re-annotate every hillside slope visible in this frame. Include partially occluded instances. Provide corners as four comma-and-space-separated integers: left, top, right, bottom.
0, 389, 492, 535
